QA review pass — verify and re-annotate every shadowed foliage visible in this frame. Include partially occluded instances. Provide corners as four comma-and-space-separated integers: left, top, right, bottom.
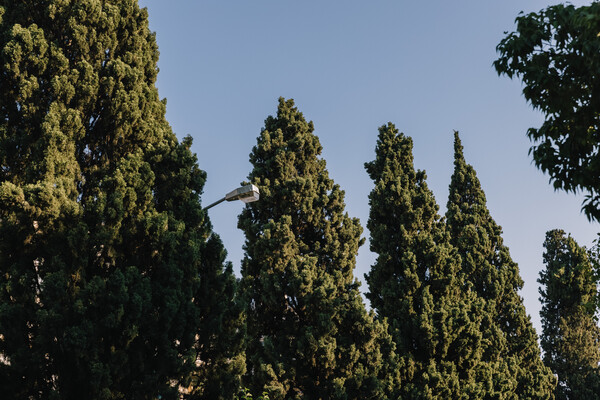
0, 1, 243, 398
540, 230, 600, 400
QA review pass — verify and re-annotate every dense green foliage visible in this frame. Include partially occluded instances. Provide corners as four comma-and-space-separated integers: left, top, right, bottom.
239, 98, 399, 400
236, 388, 271, 400
495, 2, 600, 221
5, 0, 600, 397
0, 1, 242, 399
539, 230, 600, 400
189, 241, 245, 400
446, 132, 555, 399
365, 123, 497, 398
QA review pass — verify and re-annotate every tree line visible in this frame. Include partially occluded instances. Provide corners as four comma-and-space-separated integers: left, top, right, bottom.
1, 1, 599, 399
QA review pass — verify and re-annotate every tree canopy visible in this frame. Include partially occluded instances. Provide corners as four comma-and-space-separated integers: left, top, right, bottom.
0, 1, 242, 398
239, 98, 398, 400
446, 132, 555, 399
539, 229, 600, 400
495, 2, 600, 221
365, 123, 495, 398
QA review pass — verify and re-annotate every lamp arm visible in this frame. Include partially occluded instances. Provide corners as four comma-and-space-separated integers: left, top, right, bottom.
203, 196, 226, 211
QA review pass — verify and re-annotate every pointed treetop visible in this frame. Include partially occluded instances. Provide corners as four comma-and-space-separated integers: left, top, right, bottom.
445, 132, 555, 398
365, 122, 415, 183
453, 130, 465, 163
447, 131, 488, 215
539, 229, 600, 399
247, 97, 323, 191
446, 130, 520, 296
365, 123, 493, 398
239, 99, 397, 399
365, 122, 442, 251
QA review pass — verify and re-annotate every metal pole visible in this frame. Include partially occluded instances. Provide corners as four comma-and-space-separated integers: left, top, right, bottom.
203, 196, 226, 210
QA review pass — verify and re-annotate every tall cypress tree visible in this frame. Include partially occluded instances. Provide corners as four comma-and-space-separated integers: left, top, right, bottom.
190, 236, 246, 400
239, 98, 398, 400
365, 123, 490, 398
446, 132, 555, 399
539, 229, 600, 400
0, 1, 243, 399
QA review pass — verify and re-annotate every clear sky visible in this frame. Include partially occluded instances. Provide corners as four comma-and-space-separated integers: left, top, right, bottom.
139, 0, 598, 333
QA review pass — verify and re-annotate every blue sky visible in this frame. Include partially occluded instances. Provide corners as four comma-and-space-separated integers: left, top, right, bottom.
140, 0, 598, 333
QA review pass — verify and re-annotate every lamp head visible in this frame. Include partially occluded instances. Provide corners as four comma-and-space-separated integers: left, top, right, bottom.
225, 184, 260, 203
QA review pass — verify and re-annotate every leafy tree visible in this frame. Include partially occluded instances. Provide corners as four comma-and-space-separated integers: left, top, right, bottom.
236, 388, 271, 400
539, 229, 600, 400
0, 1, 243, 399
365, 123, 494, 398
495, 2, 600, 221
239, 98, 399, 400
446, 131, 556, 399
188, 238, 246, 400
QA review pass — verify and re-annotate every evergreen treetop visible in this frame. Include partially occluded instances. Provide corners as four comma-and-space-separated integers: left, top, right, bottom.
446, 131, 523, 299
446, 131, 556, 399
365, 123, 493, 398
539, 229, 600, 400
239, 98, 398, 400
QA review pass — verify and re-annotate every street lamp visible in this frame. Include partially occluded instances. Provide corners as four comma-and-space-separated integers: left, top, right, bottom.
203, 184, 260, 210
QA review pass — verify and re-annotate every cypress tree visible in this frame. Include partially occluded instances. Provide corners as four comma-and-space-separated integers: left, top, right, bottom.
0, 1, 243, 399
190, 237, 246, 400
365, 123, 490, 398
539, 229, 600, 400
239, 98, 398, 400
446, 132, 555, 399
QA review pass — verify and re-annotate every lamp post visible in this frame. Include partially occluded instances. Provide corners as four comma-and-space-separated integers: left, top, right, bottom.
203, 184, 260, 210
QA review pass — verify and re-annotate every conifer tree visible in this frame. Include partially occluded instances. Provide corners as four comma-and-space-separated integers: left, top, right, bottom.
239, 98, 399, 400
365, 123, 491, 398
446, 132, 555, 399
0, 1, 243, 399
540, 229, 600, 400
190, 239, 246, 400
